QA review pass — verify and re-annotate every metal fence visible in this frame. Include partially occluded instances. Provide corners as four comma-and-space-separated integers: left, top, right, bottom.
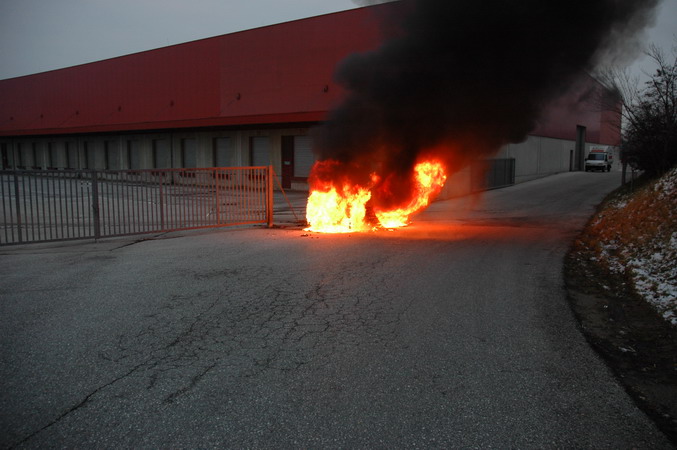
0, 167, 273, 245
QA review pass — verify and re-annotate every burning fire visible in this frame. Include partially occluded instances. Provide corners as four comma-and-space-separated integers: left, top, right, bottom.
305, 185, 372, 233
305, 159, 447, 233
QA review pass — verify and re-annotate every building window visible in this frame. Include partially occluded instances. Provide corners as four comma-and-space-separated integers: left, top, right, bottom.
181, 138, 197, 168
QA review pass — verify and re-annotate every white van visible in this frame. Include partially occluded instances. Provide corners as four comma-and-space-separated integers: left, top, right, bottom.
585, 148, 612, 172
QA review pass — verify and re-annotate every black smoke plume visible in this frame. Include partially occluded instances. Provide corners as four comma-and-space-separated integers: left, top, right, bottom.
311, 0, 660, 208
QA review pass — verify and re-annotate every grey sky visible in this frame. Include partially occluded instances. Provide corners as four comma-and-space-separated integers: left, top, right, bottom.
0, 0, 362, 80
0, 0, 674, 82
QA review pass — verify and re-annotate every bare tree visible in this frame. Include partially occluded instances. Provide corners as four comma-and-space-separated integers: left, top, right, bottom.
599, 41, 677, 176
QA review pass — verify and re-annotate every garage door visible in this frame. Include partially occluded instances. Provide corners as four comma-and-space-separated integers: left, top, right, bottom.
213, 137, 234, 167
251, 137, 271, 166
293, 135, 315, 178
181, 138, 197, 168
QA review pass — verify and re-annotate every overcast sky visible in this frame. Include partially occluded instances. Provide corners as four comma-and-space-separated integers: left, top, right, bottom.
0, 0, 675, 82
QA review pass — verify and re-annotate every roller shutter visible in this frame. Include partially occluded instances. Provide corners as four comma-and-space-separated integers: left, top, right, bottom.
293, 135, 315, 178
153, 139, 170, 168
251, 137, 271, 166
182, 138, 197, 168
213, 137, 233, 167
128, 140, 142, 169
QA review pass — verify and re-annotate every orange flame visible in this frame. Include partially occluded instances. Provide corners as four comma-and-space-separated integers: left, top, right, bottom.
375, 160, 447, 228
305, 185, 372, 233
305, 159, 447, 233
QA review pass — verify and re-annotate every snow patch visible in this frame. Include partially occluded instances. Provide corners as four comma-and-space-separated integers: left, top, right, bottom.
588, 167, 677, 326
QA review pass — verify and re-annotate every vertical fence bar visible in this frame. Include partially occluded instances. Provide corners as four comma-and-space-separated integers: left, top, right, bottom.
20, 174, 27, 241
65, 173, 72, 239
116, 174, 123, 235
159, 172, 165, 231
13, 172, 23, 243
38, 174, 47, 241
104, 175, 110, 236
215, 170, 220, 225
201, 171, 206, 226
175, 171, 181, 229
91, 170, 101, 240
141, 174, 146, 232
265, 166, 271, 226
75, 174, 82, 238
27, 174, 36, 241
27, 173, 34, 241
188, 171, 193, 228
189, 171, 194, 228
46, 173, 54, 240
80, 175, 88, 238
57, 173, 64, 240
101, 175, 108, 236
116, 173, 122, 235
194, 170, 198, 227
196, 170, 201, 227
167, 171, 172, 230
34, 173, 42, 240
148, 172, 153, 231
235, 170, 240, 223
1, 174, 7, 243
205, 170, 209, 226
111, 175, 118, 235
125, 174, 131, 234
136, 176, 143, 233
246, 169, 251, 222
181, 171, 187, 228
1, 174, 8, 243
140, 173, 146, 232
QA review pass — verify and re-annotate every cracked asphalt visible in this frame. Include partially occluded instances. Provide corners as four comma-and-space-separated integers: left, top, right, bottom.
1, 172, 672, 448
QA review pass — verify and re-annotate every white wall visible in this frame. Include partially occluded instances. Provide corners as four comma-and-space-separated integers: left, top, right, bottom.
496, 135, 577, 184
1, 127, 310, 177
2, 131, 615, 195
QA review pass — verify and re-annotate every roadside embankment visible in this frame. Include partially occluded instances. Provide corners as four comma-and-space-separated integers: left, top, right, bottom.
566, 167, 677, 444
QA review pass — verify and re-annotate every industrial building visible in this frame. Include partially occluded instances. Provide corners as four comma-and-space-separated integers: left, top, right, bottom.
0, 3, 621, 194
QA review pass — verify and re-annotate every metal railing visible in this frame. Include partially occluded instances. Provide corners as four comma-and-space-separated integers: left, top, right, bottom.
0, 167, 274, 245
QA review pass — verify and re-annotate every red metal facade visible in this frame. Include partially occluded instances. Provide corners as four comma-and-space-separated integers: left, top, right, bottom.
0, 7, 382, 136
0, 4, 620, 146
531, 74, 621, 146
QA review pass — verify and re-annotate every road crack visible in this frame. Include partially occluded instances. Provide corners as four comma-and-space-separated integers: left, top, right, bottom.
10, 361, 148, 448
163, 363, 217, 404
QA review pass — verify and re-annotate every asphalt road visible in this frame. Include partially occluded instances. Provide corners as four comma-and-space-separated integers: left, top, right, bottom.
1, 171, 672, 448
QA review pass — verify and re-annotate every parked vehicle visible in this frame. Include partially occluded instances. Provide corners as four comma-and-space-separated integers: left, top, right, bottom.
585, 148, 612, 172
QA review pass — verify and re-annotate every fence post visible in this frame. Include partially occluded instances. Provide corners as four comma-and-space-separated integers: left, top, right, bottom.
13, 171, 23, 243
266, 165, 274, 228
159, 172, 165, 231
215, 170, 220, 225
510, 158, 516, 185
91, 170, 101, 239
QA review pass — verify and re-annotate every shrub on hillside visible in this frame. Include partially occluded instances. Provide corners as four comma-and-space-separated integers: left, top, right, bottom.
602, 43, 677, 176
